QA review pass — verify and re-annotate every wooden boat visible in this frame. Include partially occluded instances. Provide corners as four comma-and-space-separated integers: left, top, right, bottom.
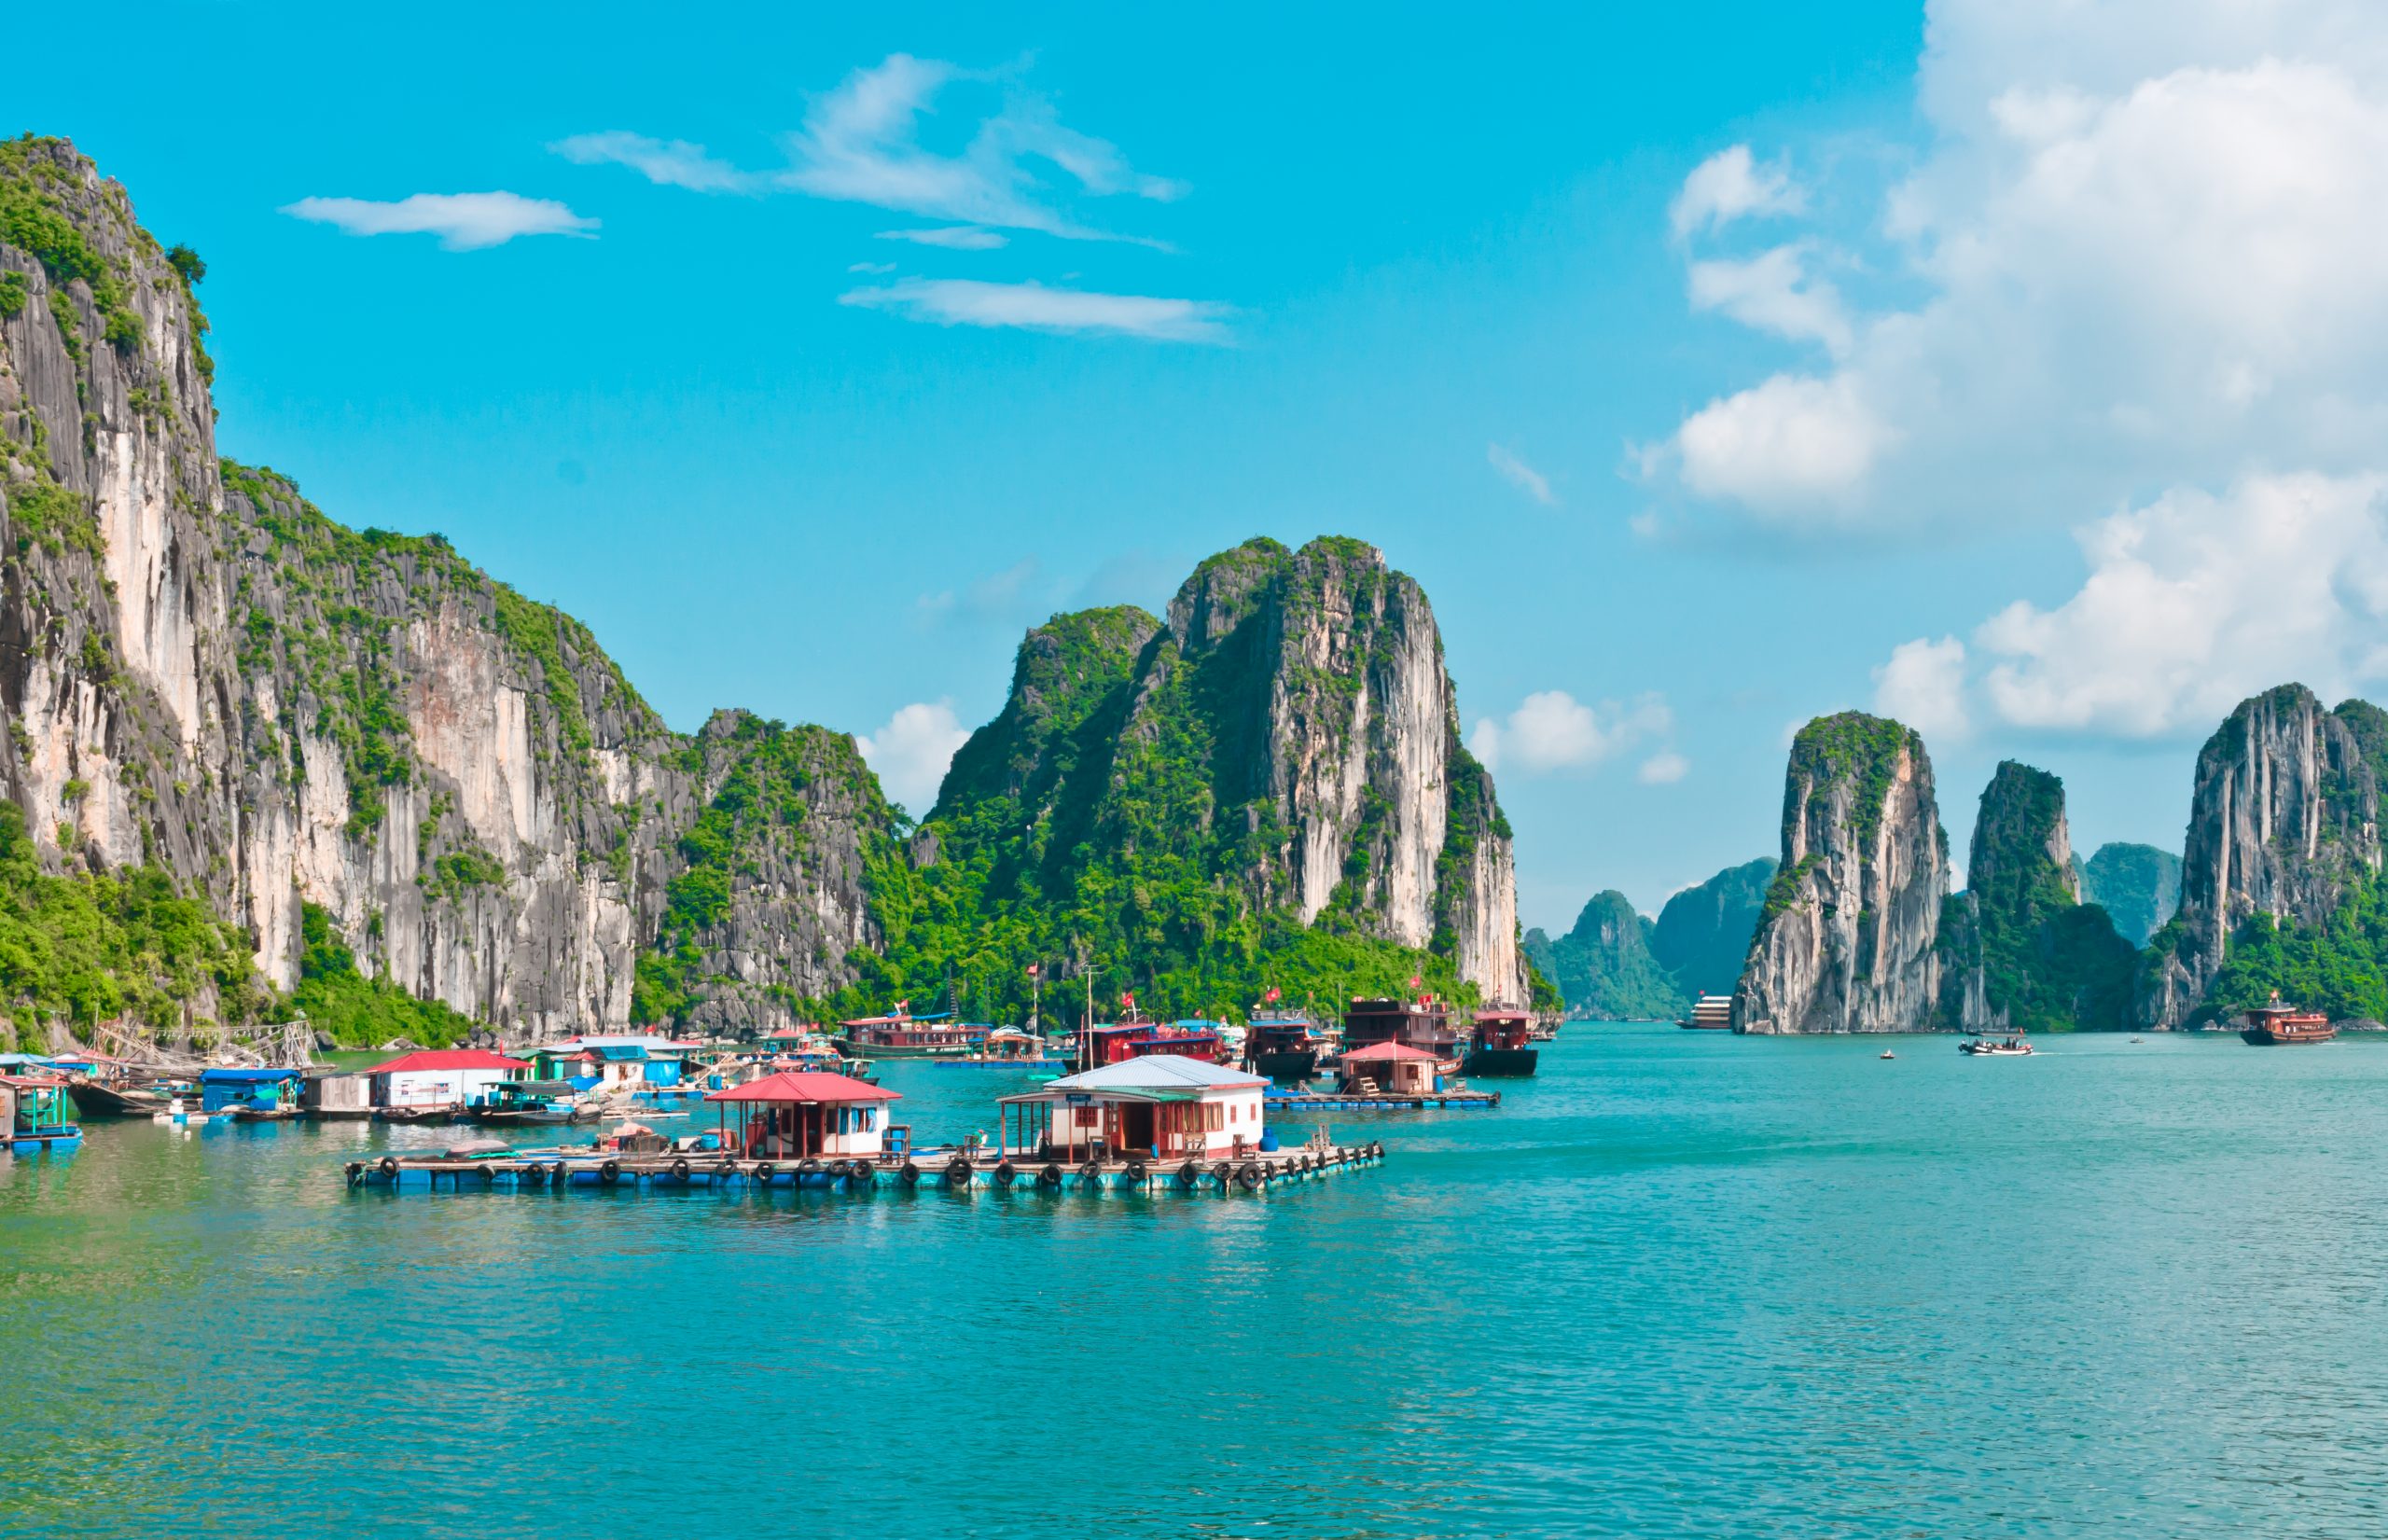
468, 1080, 592, 1125
837, 1008, 985, 1060
1677, 993, 1733, 1030
2241, 999, 2335, 1046
1244, 1015, 1325, 1080
67, 1077, 174, 1118
1959, 1033, 2034, 1056
933, 1028, 1065, 1070
376, 1104, 457, 1126
1461, 1008, 1538, 1077
1341, 995, 1462, 1061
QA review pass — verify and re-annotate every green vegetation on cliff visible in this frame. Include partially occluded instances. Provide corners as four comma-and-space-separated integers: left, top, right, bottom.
2077, 842, 2181, 946
1650, 857, 1775, 995
1525, 891, 1683, 1020
290, 902, 478, 1047
1951, 762, 2136, 1031
0, 803, 271, 1052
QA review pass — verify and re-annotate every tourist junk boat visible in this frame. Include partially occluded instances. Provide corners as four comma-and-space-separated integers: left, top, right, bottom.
1341, 993, 1462, 1070
2241, 997, 2337, 1046
1677, 993, 1733, 1031
1461, 1007, 1538, 1077
837, 1006, 985, 1060
1960, 1032, 2035, 1056
1073, 1016, 1229, 1073
934, 1027, 1065, 1070
1244, 1013, 1326, 1080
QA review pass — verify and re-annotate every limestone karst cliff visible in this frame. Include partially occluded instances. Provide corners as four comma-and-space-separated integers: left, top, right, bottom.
2077, 842, 2181, 947
1937, 761, 2134, 1033
911, 536, 1533, 1014
2137, 684, 2384, 1029
0, 135, 896, 1042
1650, 856, 1775, 999
1523, 890, 1682, 1020
1732, 713, 1948, 1034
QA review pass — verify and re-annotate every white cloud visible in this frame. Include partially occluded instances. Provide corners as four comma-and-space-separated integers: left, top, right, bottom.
1872, 635, 1971, 741
840, 279, 1230, 342
1638, 750, 1690, 784
847, 260, 897, 274
1686, 243, 1852, 356
1673, 373, 1889, 517
878, 226, 1009, 250
1651, 7, 2388, 532
549, 132, 749, 192
280, 193, 596, 251
1487, 443, 1556, 506
781, 54, 1183, 242
855, 700, 973, 814
1470, 691, 1673, 776
1952, 473, 2388, 738
1670, 145, 1806, 238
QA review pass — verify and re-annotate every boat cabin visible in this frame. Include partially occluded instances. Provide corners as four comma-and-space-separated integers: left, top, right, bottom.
703, 1070, 901, 1158
0, 1075, 80, 1147
998, 1054, 1269, 1161
1342, 996, 1459, 1057
473, 1079, 580, 1114
199, 1067, 306, 1115
838, 1010, 984, 1057
1340, 1040, 1442, 1094
366, 1049, 530, 1111
1078, 1020, 1228, 1069
1471, 1011, 1531, 1052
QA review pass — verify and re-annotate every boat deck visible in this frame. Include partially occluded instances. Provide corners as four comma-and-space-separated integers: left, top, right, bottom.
342, 1142, 1385, 1194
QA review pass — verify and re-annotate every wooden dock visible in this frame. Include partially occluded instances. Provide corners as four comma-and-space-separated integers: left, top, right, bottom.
1265, 1089, 1501, 1111
342, 1142, 1385, 1194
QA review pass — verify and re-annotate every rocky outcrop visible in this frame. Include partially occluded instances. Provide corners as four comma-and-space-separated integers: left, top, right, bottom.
926, 536, 1531, 1007
1524, 890, 1683, 1020
1732, 713, 1948, 1034
1940, 761, 2134, 1033
2136, 685, 2381, 1029
2077, 843, 2181, 946
1649, 857, 1776, 998
0, 136, 893, 1040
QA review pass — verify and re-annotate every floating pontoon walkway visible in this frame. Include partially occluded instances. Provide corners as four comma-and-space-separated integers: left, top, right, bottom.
342, 1143, 1385, 1194
1264, 1089, 1501, 1111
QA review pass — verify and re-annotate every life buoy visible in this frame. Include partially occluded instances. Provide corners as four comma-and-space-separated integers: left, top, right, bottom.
670, 1158, 691, 1180
1038, 1162, 1063, 1188
599, 1159, 620, 1185
1175, 1161, 1201, 1188
1211, 1161, 1232, 1189
944, 1157, 972, 1186
992, 1160, 1016, 1187
377, 1156, 398, 1178
753, 1161, 776, 1183
1236, 1162, 1261, 1191
899, 1160, 921, 1187
1123, 1161, 1148, 1185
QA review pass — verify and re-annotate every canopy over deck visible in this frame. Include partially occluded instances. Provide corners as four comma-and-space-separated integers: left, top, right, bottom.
1341, 1041, 1442, 1062
365, 1050, 531, 1076
200, 1067, 306, 1084
703, 1071, 899, 1104
1005, 1054, 1265, 1105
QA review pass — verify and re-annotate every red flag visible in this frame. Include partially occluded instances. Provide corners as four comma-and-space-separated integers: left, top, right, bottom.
893, 998, 909, 1012
1409, 974, 1422, 990
1026, 963, 1040, 979
1264, 986, 1281, 1004
1122, 992, 1136, 1009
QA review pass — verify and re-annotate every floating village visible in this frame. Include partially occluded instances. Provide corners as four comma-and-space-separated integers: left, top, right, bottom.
0, 992, 1555, 1197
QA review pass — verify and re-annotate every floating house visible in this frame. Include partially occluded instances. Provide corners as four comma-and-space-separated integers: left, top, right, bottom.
0, 1075, 82, 1150
998, 1054, 1268, 1161
703, 1070, 903, 1159
200, 1067, 307, 1117
304, 1074, 374, 1120
529, 1034, 697, 1091
366, 1049, 530, 1112
1339, 1040, 1443, 1095
1342, 996, 1461, 1059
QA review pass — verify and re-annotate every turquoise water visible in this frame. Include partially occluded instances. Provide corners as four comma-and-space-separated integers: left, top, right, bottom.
4, 1026, 2386, 1538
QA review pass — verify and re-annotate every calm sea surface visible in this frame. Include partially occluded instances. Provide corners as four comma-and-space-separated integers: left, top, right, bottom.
3, 1025, 2385, 1538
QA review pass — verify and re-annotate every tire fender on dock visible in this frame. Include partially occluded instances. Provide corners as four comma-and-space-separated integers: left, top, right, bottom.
944, 1158, 972, 1186
899, 1160, 921, 1187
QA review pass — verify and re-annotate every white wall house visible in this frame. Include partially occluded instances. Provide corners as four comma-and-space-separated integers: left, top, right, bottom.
367, 1050, 530, 1110
999, 1055, 1270, 1161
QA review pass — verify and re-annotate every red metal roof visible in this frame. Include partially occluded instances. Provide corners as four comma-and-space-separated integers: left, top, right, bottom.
1340, 1040, 1443, 1061
365, 1049, 532, 1076
704, 1071, 900, 1103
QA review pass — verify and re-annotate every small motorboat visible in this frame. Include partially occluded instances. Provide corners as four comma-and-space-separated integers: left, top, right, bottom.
1960, 1034, 2034, 1056
376, 1104, 456, 1126
2129, 1035, 2144, 1043
1880, 1050, 1895, 1060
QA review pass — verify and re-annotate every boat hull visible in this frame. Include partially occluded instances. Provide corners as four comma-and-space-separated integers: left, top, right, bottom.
68, 1081, 169, 1117
2241, 1026, 2337, 1045
1461, 1047, 1538, 1077
1249, 1049, 1320, 1080
376, 1107, 456, 1126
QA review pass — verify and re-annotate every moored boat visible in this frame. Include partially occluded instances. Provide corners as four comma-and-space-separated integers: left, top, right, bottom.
1244, 1014, 1325, 1080
1461, 1007, 1538, 1077
837, 1006, 984, 1060
2241, 996, 2335, 1046
467, 1079, 593, 1125
67, 1076, 174, 1118
1677, 993, 1733, 1031
933, 1027, 1065, 1070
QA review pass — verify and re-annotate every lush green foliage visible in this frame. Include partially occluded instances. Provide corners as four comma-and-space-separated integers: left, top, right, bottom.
1525, 891, 1685, 1019
164, 243, 205, 285
1787, 712, 1919, 850
0, 270, 24, 318
5, 478, 104, 559
2195, 874, 2388, 1025
1951, 762, 2136, 1031
0, 802, 271, 1051
0, 135, 140, 354
290, 902, 478, 1047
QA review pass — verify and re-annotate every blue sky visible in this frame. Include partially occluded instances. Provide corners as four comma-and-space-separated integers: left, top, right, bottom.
28, 2, 2388, 934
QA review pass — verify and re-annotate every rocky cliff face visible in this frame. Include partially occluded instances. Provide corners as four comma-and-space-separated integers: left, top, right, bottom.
920, 536, 1530, 1010
0, 137, 891, 1041
1940, 761, 2134, 1033
2077, 843, 2181, 947
2136, 684, 2382, 1028
1732, 714, 1949, 1034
